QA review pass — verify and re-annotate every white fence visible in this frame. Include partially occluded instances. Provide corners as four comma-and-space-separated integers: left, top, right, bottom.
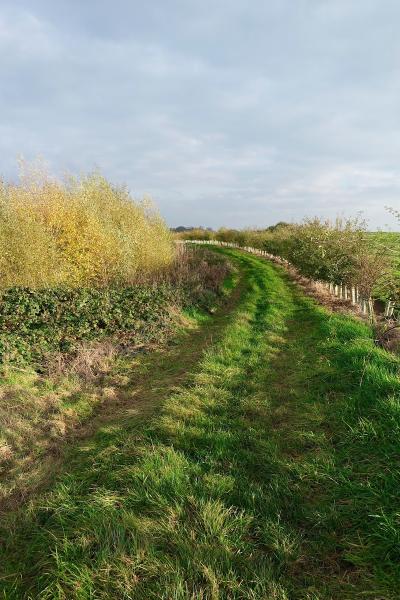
183, 239, 397, 320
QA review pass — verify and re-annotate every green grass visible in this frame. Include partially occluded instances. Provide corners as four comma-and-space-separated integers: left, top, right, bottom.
0, 250, 399, 599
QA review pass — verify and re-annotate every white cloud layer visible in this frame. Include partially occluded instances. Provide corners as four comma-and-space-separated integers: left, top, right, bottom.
1, 0, 399, 229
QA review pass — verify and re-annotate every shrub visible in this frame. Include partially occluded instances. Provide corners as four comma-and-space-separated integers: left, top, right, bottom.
284, 218, 366, 284
0, 162, 173, 288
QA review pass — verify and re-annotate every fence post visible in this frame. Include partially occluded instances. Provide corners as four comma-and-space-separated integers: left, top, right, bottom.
361, 298, 368, 315
368, 297, 375, 321
385, 300, 395, 318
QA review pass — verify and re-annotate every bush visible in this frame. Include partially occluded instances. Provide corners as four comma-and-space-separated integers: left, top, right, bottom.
0, 162, 173, 288
284, 218, 365, 284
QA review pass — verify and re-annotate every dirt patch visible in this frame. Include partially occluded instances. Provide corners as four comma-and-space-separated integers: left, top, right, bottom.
376, 323, 400, 353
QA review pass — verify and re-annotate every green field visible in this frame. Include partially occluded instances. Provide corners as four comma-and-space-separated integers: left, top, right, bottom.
1, 249, 399, 599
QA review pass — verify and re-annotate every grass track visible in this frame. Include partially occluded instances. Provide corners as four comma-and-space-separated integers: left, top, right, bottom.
0, 249, 399, 599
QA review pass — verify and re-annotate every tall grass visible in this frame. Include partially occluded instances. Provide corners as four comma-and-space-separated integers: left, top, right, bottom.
0, 163, 173, 288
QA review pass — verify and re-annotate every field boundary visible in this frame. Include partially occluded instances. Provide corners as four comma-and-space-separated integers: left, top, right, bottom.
183, 239, 398, 321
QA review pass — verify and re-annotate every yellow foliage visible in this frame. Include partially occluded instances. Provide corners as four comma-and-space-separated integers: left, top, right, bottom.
0, 163, 173, 288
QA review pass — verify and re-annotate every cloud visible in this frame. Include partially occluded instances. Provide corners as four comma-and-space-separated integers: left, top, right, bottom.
0, 0, 399, 229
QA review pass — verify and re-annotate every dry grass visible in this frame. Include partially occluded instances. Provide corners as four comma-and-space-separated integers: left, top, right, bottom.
45, 340, 117, 381
0, 341, 119, 505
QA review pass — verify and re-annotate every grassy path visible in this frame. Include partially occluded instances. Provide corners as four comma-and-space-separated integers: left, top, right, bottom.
0, 250, 399, 599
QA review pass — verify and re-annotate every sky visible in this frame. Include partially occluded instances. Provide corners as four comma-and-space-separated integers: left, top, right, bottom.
1, 0, 400, 230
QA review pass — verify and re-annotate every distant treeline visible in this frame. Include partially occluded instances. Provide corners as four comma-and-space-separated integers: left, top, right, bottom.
171, 223, 288, 234
171, 226, 214, 233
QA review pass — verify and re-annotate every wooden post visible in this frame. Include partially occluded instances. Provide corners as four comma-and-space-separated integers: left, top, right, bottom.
368, 298, 375, 321
385, 300, 395, 318
362, 298, 368, 315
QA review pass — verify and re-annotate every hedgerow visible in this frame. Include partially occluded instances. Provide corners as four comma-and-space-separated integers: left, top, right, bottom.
0, 285, 174, 364
177, 219, 399, 301
0, 249, 232, 365
0, 162, 228, 364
